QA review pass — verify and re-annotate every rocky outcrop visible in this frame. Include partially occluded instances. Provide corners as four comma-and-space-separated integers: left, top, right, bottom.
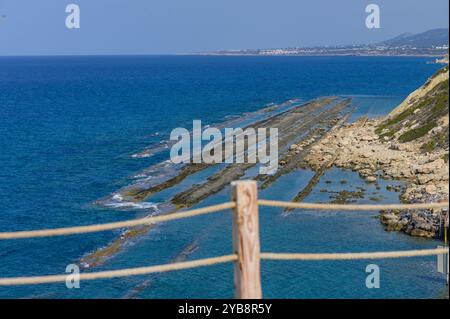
380, 201, 445, 239
387, 66, 448, 120
303, 67, 449, 239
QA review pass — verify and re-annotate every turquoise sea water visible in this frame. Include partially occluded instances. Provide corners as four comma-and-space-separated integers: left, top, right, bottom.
0, 56, 447, 298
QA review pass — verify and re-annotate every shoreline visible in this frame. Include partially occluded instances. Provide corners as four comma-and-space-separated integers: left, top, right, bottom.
81, 97, 353, 268
80, 65, 448, 279
302, 118, 448, 239
303, 65, 449, 239
178, 53, 446, 58
82, 75, 449, 269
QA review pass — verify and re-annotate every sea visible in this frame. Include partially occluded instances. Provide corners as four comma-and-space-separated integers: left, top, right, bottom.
0, 55, 447, 298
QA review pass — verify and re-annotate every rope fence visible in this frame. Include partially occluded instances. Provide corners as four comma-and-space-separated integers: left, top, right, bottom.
0, 202, 235, 240
0, 248, 447, 286
258, 199, 450, 211
0, 180, 448, 296
261, 248, 449, 261
1, 200, 447, 240
0, 255, 238, 286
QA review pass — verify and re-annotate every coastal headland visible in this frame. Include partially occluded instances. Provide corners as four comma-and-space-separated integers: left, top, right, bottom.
303, 66, 449, 238
83, 66, 449, 271
83, 97, 353, 267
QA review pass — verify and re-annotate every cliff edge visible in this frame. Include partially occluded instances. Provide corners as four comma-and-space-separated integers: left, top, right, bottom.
303, 66, 449, 238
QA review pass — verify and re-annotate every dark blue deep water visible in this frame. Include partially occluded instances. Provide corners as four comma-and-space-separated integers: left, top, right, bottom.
0, 56, 447, 298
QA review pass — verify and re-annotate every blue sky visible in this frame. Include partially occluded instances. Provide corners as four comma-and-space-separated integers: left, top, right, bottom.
0, 0, 448, 55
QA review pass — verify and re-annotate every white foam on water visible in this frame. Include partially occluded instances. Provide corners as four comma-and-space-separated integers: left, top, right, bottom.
132, 173, 150, 179
131, 152, 152, 158
105, 193, 159, 211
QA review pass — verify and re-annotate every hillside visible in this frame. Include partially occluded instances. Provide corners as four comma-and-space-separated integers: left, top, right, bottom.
303, 66, 449, 238
207, 28, 449, 56
376, 66, 449, 155
378, 28, 449, 48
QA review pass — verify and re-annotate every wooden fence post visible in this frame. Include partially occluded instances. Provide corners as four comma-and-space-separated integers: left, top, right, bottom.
231, 180, 262, 299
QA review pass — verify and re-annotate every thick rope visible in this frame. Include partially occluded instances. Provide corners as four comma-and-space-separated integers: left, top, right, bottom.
258, 200, 449, 211
1, 200, 448, 240
261, 247, 449, 261
0, 255, 238, 286
0, 202, 235, 240
1, 248, 448, 286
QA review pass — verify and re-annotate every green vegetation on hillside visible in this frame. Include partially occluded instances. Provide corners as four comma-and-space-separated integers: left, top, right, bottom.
376, 66, 449, 149
398, 121, 436, 143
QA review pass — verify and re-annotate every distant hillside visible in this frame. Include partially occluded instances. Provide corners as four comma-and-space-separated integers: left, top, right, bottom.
204, 28, 449, 56
378, 28, 449, 48
376, 65, 449, 153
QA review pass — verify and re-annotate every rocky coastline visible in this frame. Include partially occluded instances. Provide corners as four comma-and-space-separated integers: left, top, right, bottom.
302, 65, 449, 239
301, 117, 448, 238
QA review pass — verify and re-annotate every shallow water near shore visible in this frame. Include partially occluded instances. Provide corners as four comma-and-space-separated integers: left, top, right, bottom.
0, 55, 446, 298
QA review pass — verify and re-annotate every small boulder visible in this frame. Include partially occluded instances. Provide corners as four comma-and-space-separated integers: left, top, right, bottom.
425, 184, 437, 195
365, 176, 377, 183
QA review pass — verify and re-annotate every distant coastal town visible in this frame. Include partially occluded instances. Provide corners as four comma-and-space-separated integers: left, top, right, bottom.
202, 45, 448, 57
197, 28, 449, 57
201, 45, 448, 57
